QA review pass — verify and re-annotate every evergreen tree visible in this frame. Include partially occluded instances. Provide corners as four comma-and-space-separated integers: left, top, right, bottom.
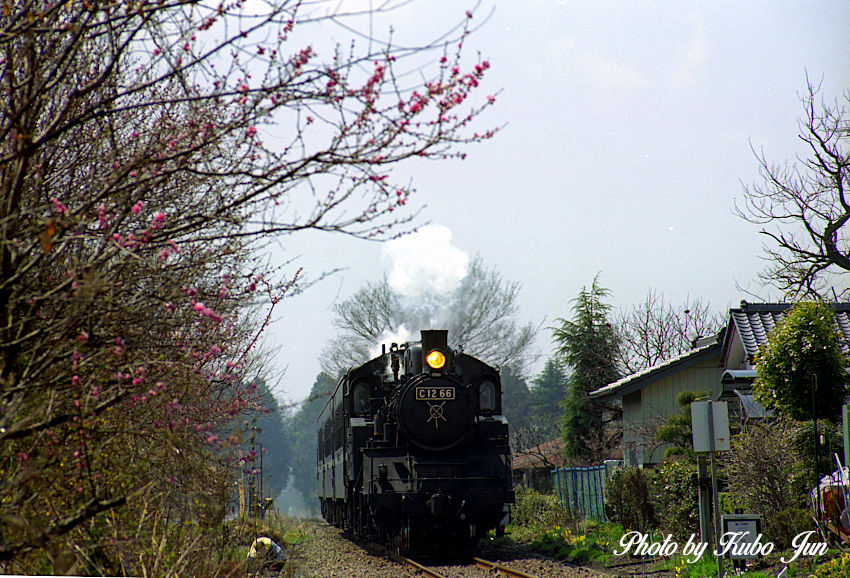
552, 276, 621, 462
511, 358, 567, 448
283, 372, 336, 514
500, 365, 532, 431
655, 390, 707, 458
529, 358, 568, 421
247, 378, 291, 504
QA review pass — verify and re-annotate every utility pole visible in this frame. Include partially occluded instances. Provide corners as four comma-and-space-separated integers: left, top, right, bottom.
813, 375, 821, 525
258, 441, 265, 520
249, 426, 256, 518
707, 402, 724, 578
691, 401, 730, 578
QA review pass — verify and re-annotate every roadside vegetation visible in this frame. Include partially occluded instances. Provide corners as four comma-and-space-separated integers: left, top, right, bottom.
500, 486, 846, 577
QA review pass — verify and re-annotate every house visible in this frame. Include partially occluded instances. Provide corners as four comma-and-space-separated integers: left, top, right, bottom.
589, 332, 724, 466
589, 301, 850, 467
511, 439, 567, 492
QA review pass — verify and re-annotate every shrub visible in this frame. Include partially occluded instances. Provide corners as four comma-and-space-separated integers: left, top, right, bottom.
649, 458, 699, 540
511, 487, 573, 532
604, 466, 656, 532
753, 301, 849, 422
724, 418, 819, 548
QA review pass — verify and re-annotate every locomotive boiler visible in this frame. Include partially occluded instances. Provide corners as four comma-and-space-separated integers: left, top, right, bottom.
317, 329, 513, 554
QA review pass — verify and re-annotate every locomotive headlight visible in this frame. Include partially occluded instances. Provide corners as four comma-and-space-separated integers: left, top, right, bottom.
425, 349, 446, 370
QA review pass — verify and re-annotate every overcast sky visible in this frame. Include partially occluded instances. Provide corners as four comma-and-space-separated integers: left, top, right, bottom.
265, 1, 850, 404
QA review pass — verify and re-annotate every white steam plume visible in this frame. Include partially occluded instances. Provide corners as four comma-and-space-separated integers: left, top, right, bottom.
384, 224, 469, 298
368, 325, 413, 359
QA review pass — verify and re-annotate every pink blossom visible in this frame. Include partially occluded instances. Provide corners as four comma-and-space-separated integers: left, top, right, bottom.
246, 126, 258, 138
51, 198, 67, 214
131, 201, 144, 215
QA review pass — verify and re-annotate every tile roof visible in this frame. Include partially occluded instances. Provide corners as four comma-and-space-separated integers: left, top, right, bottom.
591, 301, 850, 402
722, 301, 850, 361
512, 439, 566, 470
589, 335, 722, 400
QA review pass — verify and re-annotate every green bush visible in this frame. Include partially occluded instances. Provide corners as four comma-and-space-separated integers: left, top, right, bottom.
649, 458, 699, 540
723, 419, 822, 549
511, 487, 573, 532
767, 507, 815, 551
604, 466, 656, 532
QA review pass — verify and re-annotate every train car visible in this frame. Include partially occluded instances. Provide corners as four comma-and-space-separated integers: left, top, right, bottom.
317, 329, 513, 554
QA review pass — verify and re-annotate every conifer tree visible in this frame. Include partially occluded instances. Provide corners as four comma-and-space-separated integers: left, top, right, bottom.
529, 359, 567, 424
552, 276, 620, 462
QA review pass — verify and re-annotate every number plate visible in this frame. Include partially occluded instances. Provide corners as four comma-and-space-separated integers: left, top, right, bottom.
415, 386, 455, 401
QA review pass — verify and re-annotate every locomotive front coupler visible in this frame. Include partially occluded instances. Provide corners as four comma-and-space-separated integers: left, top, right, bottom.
426, 492, 452, 516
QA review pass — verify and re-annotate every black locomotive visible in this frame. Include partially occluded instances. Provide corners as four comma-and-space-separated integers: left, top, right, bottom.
317, 329, 513, 553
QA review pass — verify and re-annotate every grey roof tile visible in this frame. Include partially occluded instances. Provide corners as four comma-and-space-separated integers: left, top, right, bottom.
728, 302, 850, 360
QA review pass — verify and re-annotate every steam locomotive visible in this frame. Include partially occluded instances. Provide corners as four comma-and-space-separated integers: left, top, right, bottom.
317, 330, 513, 554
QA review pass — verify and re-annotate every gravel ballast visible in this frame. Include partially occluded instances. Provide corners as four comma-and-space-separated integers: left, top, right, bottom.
278, 520, 619, 577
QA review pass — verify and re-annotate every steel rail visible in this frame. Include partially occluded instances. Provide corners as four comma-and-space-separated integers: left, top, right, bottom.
400, 556, 448, 578
473, 556, 540, 578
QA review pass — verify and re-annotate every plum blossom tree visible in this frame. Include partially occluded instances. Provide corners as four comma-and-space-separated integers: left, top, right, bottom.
0, 1, 495, 573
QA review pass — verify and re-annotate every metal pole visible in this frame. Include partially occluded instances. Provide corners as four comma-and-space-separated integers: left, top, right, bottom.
249, 426, 256, 518
697, 455, 711, 545
813, 374, 821, 526
843, 404, 850, 468
708, 402, 724, 578
259, 441, 264, 520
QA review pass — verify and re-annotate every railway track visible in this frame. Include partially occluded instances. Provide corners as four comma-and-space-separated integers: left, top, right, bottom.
399, 554, 540, 578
